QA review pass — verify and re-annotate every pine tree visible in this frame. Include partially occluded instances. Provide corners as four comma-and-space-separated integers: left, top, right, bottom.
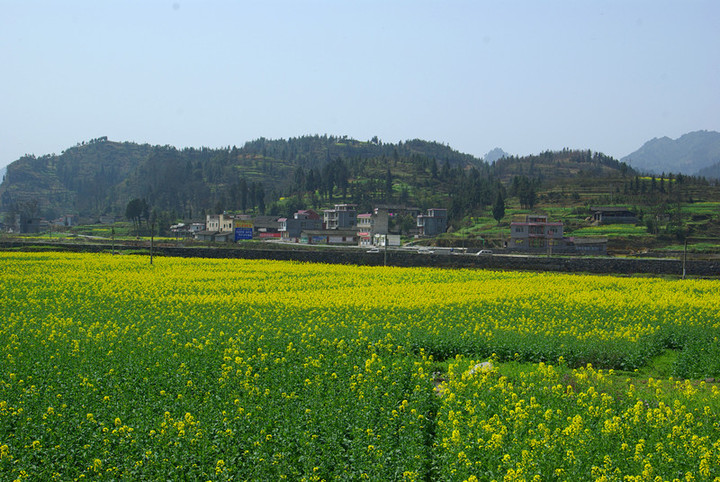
492, 192, 505, 225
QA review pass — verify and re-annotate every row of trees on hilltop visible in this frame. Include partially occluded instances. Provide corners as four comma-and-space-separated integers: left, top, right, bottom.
5, 138, 674, 235
491, 149, 632, 181
119, 137, 486, 220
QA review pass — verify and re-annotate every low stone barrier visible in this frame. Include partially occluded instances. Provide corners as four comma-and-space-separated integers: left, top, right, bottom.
1, 241, 718, 277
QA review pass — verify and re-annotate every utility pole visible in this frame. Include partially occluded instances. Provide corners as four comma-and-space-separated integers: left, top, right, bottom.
384, 234, 387, 267
150, 221, 155, 265
682, 238, 687, 280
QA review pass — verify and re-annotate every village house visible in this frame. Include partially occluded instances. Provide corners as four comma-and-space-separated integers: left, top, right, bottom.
170, 222, 205, 237
279, 210, 322, 241
375, 204, 420, 220
417, 208, 447, 236
357, 213, 374, 247
570, 236, 608, 255
509, 214, 563, 250
52, 214, 78, 227
376, 204, 419, 236
214, 231, 235, 243
372, 207, 391, 235
357, 213, 373, 231
19, 215, 46, 234
300, 228, 359, 245
206, 213, 234, 232
374, 233, 401, 247
195, 213, 234, 242
358, 207, 411, 246
323, 204, 357, 230
252, 216, 282, 239
590, 207, 638, 225
510, 214, 608, 254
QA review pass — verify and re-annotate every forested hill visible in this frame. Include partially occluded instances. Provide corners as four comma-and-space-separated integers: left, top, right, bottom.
492, 149, 631, 182
0, 135, 635, 226
0, 136, 485, 221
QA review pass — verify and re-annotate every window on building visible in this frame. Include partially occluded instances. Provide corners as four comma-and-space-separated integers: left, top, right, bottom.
530, 238, 546, 248
529, 226, 544, 235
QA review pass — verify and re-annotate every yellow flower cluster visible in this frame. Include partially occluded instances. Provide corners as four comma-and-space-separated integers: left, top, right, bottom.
0, 252, 718, 479
437, 358, 720, 480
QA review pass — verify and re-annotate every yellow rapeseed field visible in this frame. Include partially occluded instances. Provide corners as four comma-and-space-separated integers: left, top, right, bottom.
0, 252, 718, 480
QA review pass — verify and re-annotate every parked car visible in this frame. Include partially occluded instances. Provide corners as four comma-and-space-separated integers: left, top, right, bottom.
476, 249, 493, 255
366, 247, 380, 253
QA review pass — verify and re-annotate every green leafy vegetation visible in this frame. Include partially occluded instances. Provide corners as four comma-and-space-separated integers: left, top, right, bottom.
1, 253, 719, 479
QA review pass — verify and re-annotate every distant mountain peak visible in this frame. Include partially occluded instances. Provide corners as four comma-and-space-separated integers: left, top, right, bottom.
483, 147, 510, 163
621, 130, 720, 176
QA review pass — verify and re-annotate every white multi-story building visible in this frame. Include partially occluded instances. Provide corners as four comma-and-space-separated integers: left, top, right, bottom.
205, 213, 234, 232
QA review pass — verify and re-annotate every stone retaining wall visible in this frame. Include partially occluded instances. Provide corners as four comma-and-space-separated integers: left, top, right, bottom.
2, 241, 718, 277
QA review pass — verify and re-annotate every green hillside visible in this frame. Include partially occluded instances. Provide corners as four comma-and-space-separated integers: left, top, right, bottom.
441, 170, 720, 255
2, 135, 719, 255
0, 135, 483, 221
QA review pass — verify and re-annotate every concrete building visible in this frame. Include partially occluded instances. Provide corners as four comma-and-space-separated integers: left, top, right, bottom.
19, 215, 45, 234
509, 214, 564, 250
300, 229, 359, 245
253, 216, 281, 239
357, 213, 373, 232
590, 207, 638, 225
416, 208, 447, 236
195, 213, 234, 242
375, 204, 419, 235
52, 214, 78, 227
357, 213, 374, 247
170, 222, 205, 237
205, 213, 234, 232
569, 236, 608, 255
323, 204, 357, 230
509, 214, 609, 254
374, 233, 401, 247
279, 210, 322, 240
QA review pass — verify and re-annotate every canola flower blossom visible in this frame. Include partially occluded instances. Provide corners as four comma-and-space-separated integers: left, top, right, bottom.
0, 252, 719, 480
437, 358, 720, 480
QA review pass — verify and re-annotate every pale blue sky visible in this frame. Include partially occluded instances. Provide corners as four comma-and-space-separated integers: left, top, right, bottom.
1, 0, 718, 169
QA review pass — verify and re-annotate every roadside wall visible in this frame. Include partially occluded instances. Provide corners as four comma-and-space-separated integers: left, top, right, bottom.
1, 241, 718, 277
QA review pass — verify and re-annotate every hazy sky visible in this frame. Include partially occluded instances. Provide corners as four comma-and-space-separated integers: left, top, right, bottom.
1, 0, 718, 170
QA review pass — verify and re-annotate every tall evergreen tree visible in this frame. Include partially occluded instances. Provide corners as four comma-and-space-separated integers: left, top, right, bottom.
239, 178, 248, 212
125, 198, 148, 237
256, 184, 266, 214
385, 168, 393, 202
492, 191, 505, 225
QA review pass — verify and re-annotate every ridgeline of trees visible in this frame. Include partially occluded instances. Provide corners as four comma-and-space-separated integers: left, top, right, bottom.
1, 136, 491, 231
11, 136, 710, 237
